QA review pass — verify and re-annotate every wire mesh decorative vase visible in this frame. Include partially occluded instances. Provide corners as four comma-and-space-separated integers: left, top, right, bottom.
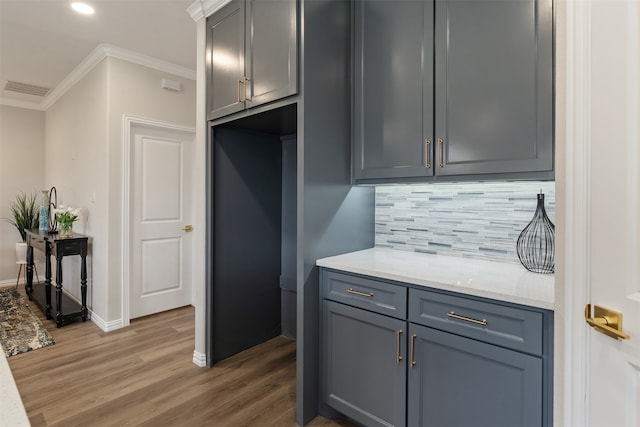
516, 192, 555, 274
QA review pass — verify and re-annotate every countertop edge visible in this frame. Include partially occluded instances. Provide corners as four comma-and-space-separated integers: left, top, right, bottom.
317, 249, 555, 311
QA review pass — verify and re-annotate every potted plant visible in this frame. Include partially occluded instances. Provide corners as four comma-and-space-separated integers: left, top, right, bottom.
4, 192, 39, 262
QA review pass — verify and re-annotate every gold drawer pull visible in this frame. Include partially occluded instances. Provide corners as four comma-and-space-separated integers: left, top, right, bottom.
396, 330, 403, 363
447, 311, 488, 326
346, 288, 374, 298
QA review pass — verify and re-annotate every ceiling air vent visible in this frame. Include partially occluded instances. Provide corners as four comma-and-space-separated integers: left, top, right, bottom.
4, 80, 51, 97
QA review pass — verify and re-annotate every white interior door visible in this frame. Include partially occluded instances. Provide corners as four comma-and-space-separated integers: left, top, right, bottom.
587, 0, 640, 424
130, 124, 194, 319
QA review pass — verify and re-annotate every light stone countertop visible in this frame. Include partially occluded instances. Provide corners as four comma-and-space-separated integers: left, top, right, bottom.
316, 247, 555, 310
0, 349, 30, 427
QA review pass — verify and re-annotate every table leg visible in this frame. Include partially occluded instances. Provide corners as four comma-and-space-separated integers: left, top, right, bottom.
81, 254, 87, 321
26, 244, 33, 299
55, 255, 63, 328
45, 250, 52, 319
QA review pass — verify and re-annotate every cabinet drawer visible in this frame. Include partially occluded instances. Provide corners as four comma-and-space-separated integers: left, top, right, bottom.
322, 270, 407, 319
409, 288, 542, 356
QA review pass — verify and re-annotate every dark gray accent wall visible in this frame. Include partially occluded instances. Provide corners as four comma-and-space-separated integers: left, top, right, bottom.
296, 0, 375, 424
210, 126, 283, 363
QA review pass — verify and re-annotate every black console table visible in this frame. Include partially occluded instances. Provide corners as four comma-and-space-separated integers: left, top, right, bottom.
25, 229, 89, 328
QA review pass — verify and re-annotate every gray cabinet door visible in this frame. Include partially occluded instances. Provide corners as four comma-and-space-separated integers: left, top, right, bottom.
206, 0, 246, 120
353, 0, 434, 180
407, 323, 543, 427
322, 300, 406, 427
434, 0, 553, 176
245, 0, 297, 108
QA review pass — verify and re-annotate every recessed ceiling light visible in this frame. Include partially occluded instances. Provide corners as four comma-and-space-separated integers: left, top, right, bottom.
71, 2, 95, 15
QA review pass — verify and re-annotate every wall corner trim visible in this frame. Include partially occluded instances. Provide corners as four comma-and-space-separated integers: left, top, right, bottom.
192, 350, 207, 367
189, 0, 232, 21
90, 310, 123, 332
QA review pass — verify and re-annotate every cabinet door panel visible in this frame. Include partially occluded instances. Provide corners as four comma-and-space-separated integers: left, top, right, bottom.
246, 0, 297, 108
408, 323, 542, 427
322, 300, 406, 427
435, 0, 553, 176
354, 0, 434, 180
207, 0, 246, 120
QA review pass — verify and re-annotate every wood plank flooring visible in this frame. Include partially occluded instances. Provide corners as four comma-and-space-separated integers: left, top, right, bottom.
7, 287, 354, 427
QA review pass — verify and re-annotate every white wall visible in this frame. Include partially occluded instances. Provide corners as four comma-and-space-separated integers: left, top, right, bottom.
45, 56, 196, 328
45, 59, 109, 317
0, 105, 45, 285
106, 57, 196, 324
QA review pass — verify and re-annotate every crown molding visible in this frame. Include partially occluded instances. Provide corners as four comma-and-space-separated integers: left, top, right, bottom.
16, 43, 197, 111
0, 97, 46, 111
188, 0, 231, 21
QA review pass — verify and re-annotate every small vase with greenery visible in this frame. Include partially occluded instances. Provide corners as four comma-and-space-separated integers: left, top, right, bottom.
5, 192, 39, 242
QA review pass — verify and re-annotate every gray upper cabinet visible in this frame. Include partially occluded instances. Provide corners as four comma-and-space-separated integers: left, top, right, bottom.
353, 0, 553, 183
353, 0, 434, 180
207, 0, 297, 121
206, 0, 245, 120
434, 0, 553, 177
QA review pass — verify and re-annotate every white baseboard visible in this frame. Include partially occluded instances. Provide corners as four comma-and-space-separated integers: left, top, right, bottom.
0, 280, 17, 288
90, 311, 124, 332
192, 350, 207, 367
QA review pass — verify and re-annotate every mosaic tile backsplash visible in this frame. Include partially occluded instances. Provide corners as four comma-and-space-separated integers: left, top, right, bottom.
375, 181, 556, 265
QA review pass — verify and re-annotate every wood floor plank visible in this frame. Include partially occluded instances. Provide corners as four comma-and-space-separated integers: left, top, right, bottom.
6, 286, 355, 427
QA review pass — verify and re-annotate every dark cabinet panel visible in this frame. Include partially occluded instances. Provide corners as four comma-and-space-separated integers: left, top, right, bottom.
207, 0, 297, 121
322, 300, 407, 427
408, 323, 543, 427
353, 0, 433, 180
434, 0, 553, 176
246, 0, 297, 107
206, 0, 245, 120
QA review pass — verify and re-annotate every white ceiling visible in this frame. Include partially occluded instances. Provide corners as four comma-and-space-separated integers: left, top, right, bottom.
0, 0, 197, 109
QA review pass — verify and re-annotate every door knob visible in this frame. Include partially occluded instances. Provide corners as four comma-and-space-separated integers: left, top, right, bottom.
585, 304, 630, 340
182, 225, 193, 232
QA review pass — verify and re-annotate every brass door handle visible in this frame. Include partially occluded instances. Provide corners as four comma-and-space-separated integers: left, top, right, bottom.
424, 139, 431, 169
182, 225, 193, 232
237, 79, 244, 103
585, 304, 630, 340
437, 138, 444, 168
244, 77, 251, 102
346, 288, 373, 298
396, 330, 403, 363
410, 333, 417, 367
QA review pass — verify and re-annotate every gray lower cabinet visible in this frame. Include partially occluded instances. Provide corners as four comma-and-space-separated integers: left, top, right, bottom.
206, 0, 297, 121
353, 0, 553, 183
322, 300, 407, 427
407, 323, 542, 427
320, 268, 552, 427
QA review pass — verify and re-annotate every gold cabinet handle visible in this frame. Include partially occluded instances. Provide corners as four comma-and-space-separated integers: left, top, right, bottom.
237, 79, 244, 103
424, 139, 431, 169
447, 311, 488, 326
182, 225, 193, 232
346, 288, 374, 298
244, 77, 251, 102
585, 304, 630, 340
410, 333, 417, 367
437, 138, 444, 168
396, 330, 403, 363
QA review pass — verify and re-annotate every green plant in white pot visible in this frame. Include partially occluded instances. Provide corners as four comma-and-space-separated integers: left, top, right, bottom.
4, 192, 39, 262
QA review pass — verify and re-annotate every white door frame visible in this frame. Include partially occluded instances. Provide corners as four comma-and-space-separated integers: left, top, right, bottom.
562, 0, 593, 424
122, 115, 196, 327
